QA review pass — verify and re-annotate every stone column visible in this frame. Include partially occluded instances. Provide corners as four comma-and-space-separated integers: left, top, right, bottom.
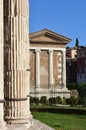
62, 50, 67, 89
35, 49, 41, 88
0, 1, 7, 129
4, 0, 32, 126
48, 50, 54, 89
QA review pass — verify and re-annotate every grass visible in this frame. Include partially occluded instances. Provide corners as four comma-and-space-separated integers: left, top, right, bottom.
32, 112, 86, 130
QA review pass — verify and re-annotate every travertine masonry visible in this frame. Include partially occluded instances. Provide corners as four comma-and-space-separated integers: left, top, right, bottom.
30, 51, 35, 89
53, 51, 61, 87
4, 0, 32, 126
40, 50, 48, 88
0, 0, 7, 129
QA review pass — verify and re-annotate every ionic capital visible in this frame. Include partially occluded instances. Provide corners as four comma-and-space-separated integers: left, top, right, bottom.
48, 49, 53, 53
62, 49, 66, 53
35, 49, 41, 53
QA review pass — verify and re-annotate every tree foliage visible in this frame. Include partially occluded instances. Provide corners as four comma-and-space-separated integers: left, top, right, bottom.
75, 38, 79, 46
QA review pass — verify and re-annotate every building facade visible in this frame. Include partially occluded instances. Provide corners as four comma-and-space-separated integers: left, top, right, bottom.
77, 47, 86, 83
30, 29, 71, 98
66, 47, 78, 83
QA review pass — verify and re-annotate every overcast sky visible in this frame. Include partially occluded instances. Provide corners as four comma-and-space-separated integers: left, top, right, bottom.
29, 0, 86, 47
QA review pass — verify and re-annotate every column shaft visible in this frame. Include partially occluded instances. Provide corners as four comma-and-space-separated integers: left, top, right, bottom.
4, 0, 32, 125
48, 50, 54, 88
62, 50, 66, 89
0, 0, 7, 129
35, 49, 40, 88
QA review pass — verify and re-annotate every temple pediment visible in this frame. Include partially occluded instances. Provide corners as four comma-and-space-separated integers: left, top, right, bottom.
30, 29, 72, 44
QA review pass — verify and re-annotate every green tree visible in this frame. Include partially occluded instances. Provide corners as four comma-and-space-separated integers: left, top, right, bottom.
75, 38, 79, 46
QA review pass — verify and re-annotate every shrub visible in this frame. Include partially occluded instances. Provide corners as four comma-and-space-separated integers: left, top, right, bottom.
67, 83, 86, 98
56, 96, 62, 104
66, 97, 78, 106
40, 96, 47, 105
67, 83, 78, 90
48, 97, 56, 105
62, 97, 66, 105
30, 97, 39, 105
34, 97, 39, 105
81, 97, 86, 106
30, 96, 34, 104
78, 84, 86, 98
66, 98, 71, 105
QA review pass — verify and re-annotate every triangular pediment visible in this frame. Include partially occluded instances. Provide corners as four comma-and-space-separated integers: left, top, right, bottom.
30, 35, 59, 43
30, 29, 72, 44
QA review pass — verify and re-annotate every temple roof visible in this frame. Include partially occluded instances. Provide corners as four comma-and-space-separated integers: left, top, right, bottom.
29, 28, 72, 44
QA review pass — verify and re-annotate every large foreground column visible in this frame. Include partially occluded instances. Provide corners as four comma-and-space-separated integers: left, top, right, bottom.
0, 1, 7, 129
4, 0, 32, 125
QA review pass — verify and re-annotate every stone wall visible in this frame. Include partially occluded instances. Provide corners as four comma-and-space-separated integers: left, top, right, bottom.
30, 50, 63, 91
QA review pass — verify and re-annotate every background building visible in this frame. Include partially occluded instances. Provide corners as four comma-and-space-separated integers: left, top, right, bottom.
66, 47, 78, 83
29, 29, 71, 98
77, 47, 86, 83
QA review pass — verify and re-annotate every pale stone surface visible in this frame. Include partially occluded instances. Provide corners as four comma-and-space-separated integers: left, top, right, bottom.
0, 0, 7, 129
62, 50, 67, 89
35, 49, 41, 88
48, 50, 54, 89
7, 119, 54, 130
4, 0, 32, 127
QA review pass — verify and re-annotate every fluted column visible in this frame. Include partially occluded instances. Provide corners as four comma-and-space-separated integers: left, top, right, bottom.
4, 0, 32, 125
0, 1, 7, 129
35, 49, 41, 88
62, 50, 67, 89
48, 50, 54, 89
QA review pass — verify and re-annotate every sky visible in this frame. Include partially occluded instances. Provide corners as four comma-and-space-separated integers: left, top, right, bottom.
29, 0, 86, 47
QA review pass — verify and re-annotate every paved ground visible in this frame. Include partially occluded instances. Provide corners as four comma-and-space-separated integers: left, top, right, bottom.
7, 119, 54, 130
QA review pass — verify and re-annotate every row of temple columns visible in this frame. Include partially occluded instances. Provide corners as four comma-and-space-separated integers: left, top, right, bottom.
35, 49, 66, 89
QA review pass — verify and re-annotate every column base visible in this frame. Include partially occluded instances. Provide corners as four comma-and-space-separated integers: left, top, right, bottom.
0, 121, 7, 130
5, 116, 33, 127
34, 88, 50, 99
53, 88, 70, 98
30, 87, 70, 99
